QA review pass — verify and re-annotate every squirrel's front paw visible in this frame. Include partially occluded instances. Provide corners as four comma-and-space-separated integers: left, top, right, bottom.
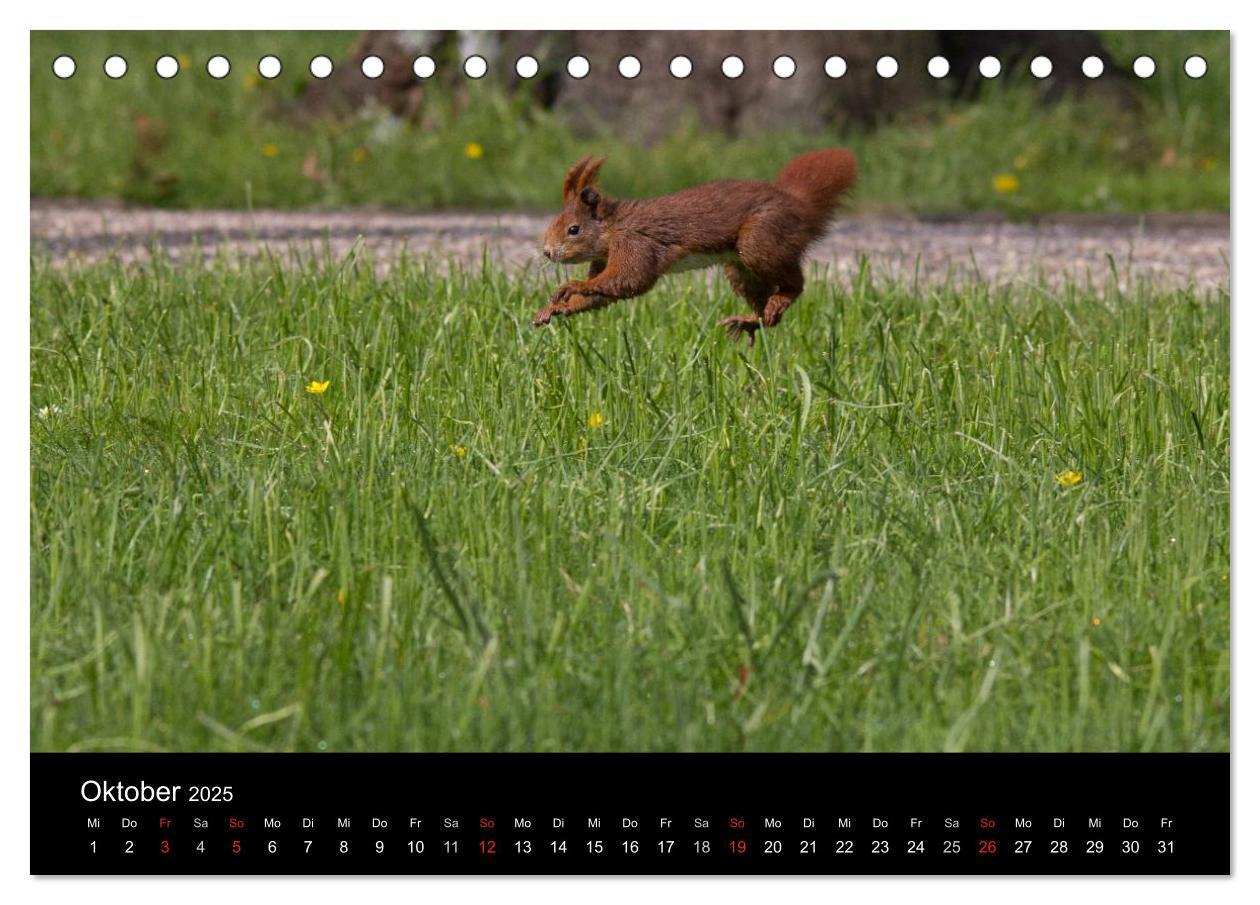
550, 282, 583, 305
532, 303, 565, 327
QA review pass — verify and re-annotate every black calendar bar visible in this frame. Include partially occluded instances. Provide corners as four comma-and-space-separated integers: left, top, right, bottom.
31, 752, 1228, 875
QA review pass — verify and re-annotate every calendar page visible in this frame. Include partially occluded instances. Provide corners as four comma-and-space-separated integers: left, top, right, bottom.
28, 25, 1230, 877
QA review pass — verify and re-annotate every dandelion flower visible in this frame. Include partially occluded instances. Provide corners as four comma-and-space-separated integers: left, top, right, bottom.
262, 142, 280, 158
992, 174, 1019, 194
305, 379, 331, 395
1055, 469, 1083, 487
463, 142, 485, 160
351, 146, 369, 164
451, 444, 468, 458
1091, 616, 1102, 627
587, 412, 604, 429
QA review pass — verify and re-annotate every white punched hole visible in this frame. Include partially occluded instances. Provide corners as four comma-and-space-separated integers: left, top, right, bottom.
1081, 55, 1104, 79
566, 55, 590, 79
1030, 55, 1053, 79
309, 56, 333, 79
772, 55, 796, 79
154, 55, 179, 79
103, 55, 128, 79
875, 55, 898, 79
464, 55, 488, 79
618, 55, 641, 79
1133, 55, 1156, 79
361, 55, 385, 79
722, 55, 745, 79
207, 55, 231, 79
515, 55, 539, 79
978, 55, 1001, 79
258, 55, 282, 79
413, 55, 436, 79
52, 55, 77, 79
670, 55, 693, 79
824, 56, 847, 79
927, 56, 950, 78
1184, 55, 1208, 79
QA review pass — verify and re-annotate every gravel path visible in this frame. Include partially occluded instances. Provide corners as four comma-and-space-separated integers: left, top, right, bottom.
32, 200, 1229, 289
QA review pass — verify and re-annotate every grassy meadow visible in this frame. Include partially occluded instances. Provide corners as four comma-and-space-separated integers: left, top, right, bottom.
31, 30, 1228, 214
30, 254, 1230, 752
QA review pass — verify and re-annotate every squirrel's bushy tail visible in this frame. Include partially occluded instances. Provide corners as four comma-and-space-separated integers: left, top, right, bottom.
775, 148, 858, 237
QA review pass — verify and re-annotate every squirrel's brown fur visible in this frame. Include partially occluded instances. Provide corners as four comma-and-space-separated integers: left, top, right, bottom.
535, 149, 857, 344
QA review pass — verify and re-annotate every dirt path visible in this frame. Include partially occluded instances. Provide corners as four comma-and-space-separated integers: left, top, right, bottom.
32, 201, 1229, 289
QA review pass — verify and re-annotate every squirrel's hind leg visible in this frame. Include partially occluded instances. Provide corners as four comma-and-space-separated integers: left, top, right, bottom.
760, 264, 804, 328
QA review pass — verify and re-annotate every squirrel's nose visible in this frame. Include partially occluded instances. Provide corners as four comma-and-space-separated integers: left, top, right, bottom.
542, 245, 554, 260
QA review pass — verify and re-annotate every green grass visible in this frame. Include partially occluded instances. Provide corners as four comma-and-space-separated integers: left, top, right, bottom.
31, 30, 1228, 214
30, 253, 1229, 752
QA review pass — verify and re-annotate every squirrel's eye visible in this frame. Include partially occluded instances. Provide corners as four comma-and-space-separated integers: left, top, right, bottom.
567, 224, 580, 236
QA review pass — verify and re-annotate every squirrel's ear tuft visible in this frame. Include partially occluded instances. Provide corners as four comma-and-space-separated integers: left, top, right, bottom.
580, 186, 601, 211
578, 156, 607, 192
562, 156, 593, 200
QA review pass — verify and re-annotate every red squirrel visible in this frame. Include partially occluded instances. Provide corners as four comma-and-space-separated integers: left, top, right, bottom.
535, 149, 857, 344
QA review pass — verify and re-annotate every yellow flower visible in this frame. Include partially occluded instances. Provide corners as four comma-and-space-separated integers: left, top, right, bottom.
351, 146, 369, 164
304, 379, 331, 395
451, 444, 467, 458
177, 53, 192, 70
1091, 616, 1102, 627
1013, 155, 1030, 170
992, 174, 1020, 194
463, 142, 485, 160
262, 143, 280, 158
1056, 469, 1083, 487
587, 412, 604, 429
336, 588, 347, 606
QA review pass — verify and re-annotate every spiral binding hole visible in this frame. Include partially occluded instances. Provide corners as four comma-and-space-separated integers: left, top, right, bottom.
1184, 55, 1208, 79
669, 56, 692, 79
413, 56, 436, 79
309, 56, 333, 79
258, 55, 282, 79
154, 55, 179, 79
516, 56, 540, 79
52, 55, 76, 79
772, 55, 796, 79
